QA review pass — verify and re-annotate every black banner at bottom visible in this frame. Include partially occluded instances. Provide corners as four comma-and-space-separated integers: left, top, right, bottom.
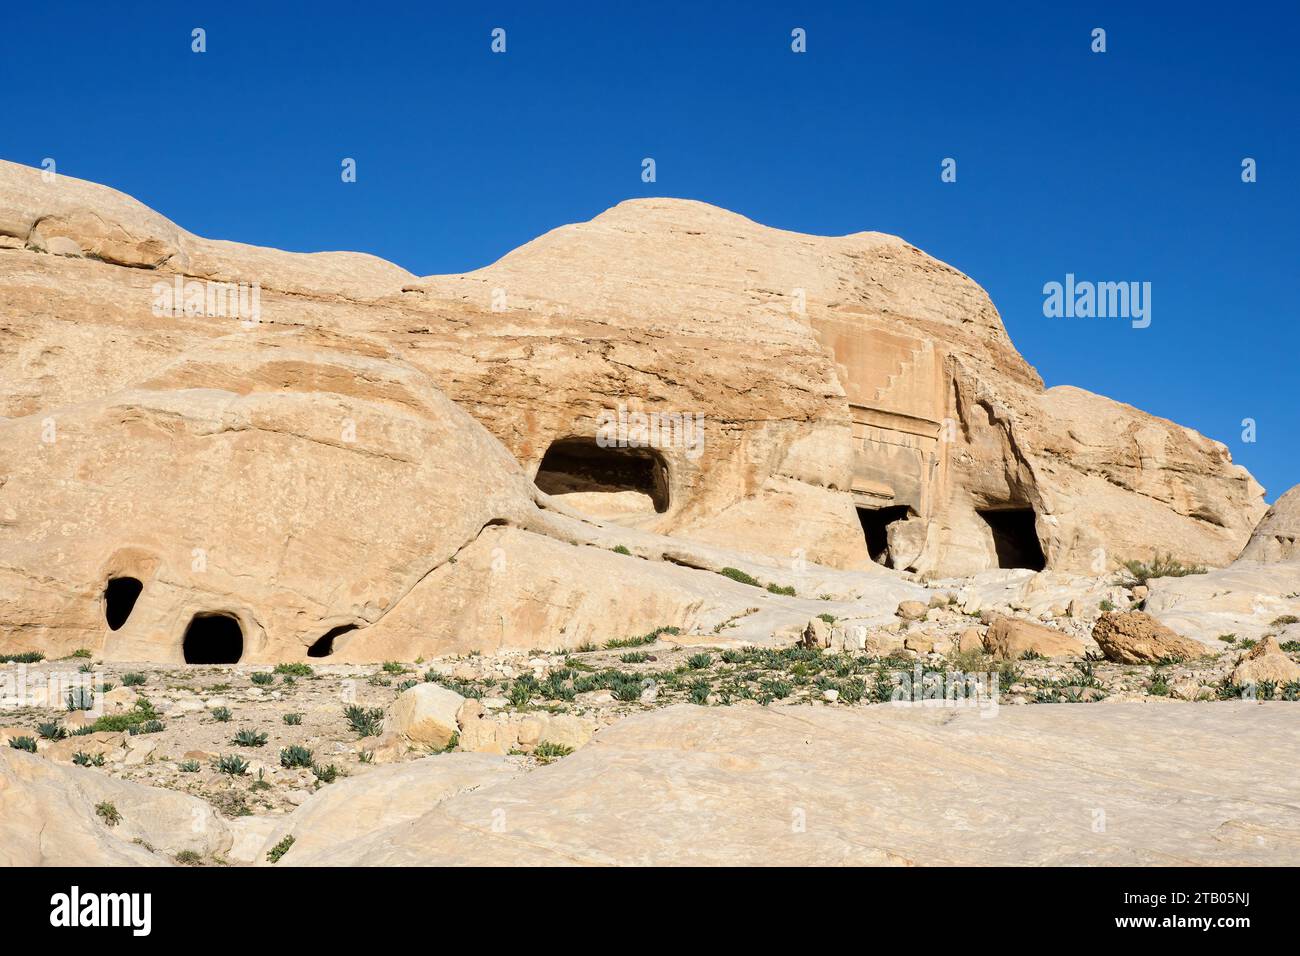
9, 865, 1280, 940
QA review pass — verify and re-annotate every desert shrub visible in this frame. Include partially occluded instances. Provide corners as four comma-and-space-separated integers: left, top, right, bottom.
1115, 553, 1207, 587
381, 661, 407, 674
613, 545, 631, 555
0, 651, 43, 664
178, 760, 200, 772
273, 662, 313, 677
37, 721, 67, 740
9, 735, 38, 752
95, 801, 121, 826
344, 704, 384, 737
211, 706, 232, 722
282, 712, 303, 725
216, 754, 249, 775
266, 835, 295, 863
533, 741, 573, 760
250, 672, 275, 686
280, 745, 312, 768
686, 653, 712, 670
619, 651, 650, 664
718, 567, 760, 587
72, 751, 105, 767
127, 720, 165, 736
232, 729, 268, 747
122, 672, 148, 687
311, 763, 339, 783
173, 850, 202, 866
766, 583, 797, 596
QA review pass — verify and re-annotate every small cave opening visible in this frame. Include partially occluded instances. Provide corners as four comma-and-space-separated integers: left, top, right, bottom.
104, 577, 143, 631
182, 613, 244, 664
533, 437, 670, 516
856, 505, 913, 567
978, 507, 1046, 571
308, 624, 358, 658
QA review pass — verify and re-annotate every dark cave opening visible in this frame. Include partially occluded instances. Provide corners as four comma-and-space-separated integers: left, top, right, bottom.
104, 577, 143, 631
856, 505, 913, 566
978, 507, 1046, 571
308, 624, 358, 658
182, 613, 244, 664
533, 437, 670, 513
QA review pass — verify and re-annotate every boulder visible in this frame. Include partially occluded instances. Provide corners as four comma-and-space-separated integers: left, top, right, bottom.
982, 615, 1084, 660
1091, 612, 1206, 664
1237, 484, 1300, 563
896, 601, 928, 622
1231, 636, 1300, 687
388, 683, 465, 749
0, 749, 230, 865
957, 627, 985, 654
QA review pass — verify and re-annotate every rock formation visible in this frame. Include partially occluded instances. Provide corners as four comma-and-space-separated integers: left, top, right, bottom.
0, 159, 1271, 662
1238, 483, 1300, 563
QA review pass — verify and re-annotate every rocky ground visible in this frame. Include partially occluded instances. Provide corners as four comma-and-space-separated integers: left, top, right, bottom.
4, 571, 1298, 856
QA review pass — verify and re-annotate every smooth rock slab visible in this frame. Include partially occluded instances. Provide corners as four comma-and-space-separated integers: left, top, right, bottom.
283, 702, 1300, 866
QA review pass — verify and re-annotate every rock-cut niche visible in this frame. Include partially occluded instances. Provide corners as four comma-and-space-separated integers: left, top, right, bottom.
182, 613, 244, 664
103, 577, 144, 631
977, 507, 1046, 571
533, 437, 670, 518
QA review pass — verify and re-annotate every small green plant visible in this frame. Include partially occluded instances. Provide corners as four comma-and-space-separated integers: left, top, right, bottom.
381, 661, 407, 674
282, 712, 303, 725
1281, 641, 1300, 653
232, 729, 268, 747
532, 741, 573, 763
1271, 615, 1299, 627
817, 613, 836, 624
1218, 633, 1238, 643
357, 750, 374, 764
72, 751, 106, 767
37, 721, 67, 740
122, 672, 148, 687
1149, 672, 1171, 697
280, 745, 313, 768
65, 687, 95, 711
689, 679, 711, 705
613, 544, 631, 555
70, 649, 92, 659
718, 567, 760, 587
0, 651, 44, 664
1021, 650, 1046, 661
266, 835, 295, 863
211, 706, 233, 722
95, 801, 121, 826
9, 735, 38, 752
619, 651, 650, 664
312, 763, 340, 783
216, 754, 249, 775
766, 583, 797, 597
273, 662, 314, 677
178, 760, 201, 772
686, 652, 712, 670
127, 720, 165, 736
1099, 599, 1116, 612
173, 850, 203, 866
250, 672, 275, 686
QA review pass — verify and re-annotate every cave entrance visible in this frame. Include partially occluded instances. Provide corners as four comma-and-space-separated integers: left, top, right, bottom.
308, 624, 358, 658
182, 613, 244, 664
533, 437, 670, 517
104, 577, 143, 631
856, 505, 912, 566
978, 507, 1046, 571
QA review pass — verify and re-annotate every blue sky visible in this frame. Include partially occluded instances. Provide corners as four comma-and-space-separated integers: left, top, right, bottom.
2, 2, 1295, 499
